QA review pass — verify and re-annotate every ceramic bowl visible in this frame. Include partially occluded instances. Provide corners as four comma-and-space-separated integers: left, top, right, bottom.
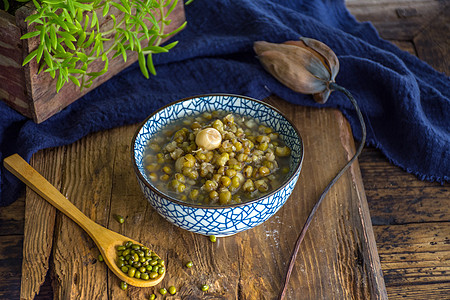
131, 94, 303, 237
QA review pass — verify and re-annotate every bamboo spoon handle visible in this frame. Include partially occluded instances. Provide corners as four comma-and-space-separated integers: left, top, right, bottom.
3, 154, 98, 234
4, 154, 165, 287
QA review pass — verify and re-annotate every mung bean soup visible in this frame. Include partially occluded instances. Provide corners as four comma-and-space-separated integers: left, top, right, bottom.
143, 110, 291, 206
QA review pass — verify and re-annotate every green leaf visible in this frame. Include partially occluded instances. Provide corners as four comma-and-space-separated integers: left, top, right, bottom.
58, 31, 76, 41
64, 39, 76, 50
56, 72, 65, 92
110, 2, 128, 14
116, 28, 129, 40
128, 32, 134, 51
148, 34, 158, 47
69, 75, 80, 87
36, 44, 44, 63
49, 26, 57, 49
165, 0, 178, 18
38, 63, 46, 75
62, 9, 73, 24
39, 25, 47, 45
56, 41, 66, 52
44, 3, 68, 10
44, 35, 52, 51
48, 12, 70, 31
91, 12, 98, 29
84, 30, 96, 48
73, 1, 93, 11
77, 30, 86, 47
119, 43, 127, 62
84, 80, 93, 88
76, 8, 83, 22
66, 57, 80, 65
147, 0, 159, 8
43, 50, 53, 69
161, 21, 186, 38
22, 49, 38, 66
76, 51, 88, 62
67, 0, 75, 17
31, 0, 41, 9
20, 30, 41, 40
130, 32, 141, 52
41, 0, 62, 4
61, 67, 69, 82
142, 45, 168, 53
25, 14, 44, 25
138, 52, 149, 79
87, 56, 108, 76
83, 14, 90, 31
54, 52, 72, 59
132, 15, 148, 34
144, 14, 160, 31
146, 52, 156, 76
68, 68, 86, 74
119, 0, 131, 12
110, 14, 116, 27
102, 2, 109, 17
92, 35, 103, 56
74, 19, 82, 31
162, 40, 178, 50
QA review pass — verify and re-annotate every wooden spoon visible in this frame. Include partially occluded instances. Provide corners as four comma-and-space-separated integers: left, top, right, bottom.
3, 154, 165, 287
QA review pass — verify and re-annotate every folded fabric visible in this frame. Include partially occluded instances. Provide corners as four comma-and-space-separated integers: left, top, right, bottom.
1, 0, 449, 206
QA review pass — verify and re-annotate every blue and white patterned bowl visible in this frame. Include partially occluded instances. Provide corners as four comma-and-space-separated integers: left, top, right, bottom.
131, 94, 303, 237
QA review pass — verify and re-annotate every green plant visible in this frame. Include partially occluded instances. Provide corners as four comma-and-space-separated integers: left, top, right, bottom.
13, 0, 186, 92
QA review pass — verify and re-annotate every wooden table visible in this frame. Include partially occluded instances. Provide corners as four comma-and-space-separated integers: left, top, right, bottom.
1, 0, 449, 299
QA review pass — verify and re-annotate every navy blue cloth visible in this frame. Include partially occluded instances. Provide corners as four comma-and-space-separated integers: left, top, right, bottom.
1, 0, 449, 206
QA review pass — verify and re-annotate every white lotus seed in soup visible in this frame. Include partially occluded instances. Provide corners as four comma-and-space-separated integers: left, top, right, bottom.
143, 111, 291, 206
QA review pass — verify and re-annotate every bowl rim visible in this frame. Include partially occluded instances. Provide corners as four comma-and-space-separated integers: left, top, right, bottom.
131, 93, 304, 209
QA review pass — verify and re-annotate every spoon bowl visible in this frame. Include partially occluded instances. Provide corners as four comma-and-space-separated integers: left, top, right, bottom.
3, 154, 165, 287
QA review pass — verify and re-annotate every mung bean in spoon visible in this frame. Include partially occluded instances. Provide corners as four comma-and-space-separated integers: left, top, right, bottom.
3, 154, 165, 287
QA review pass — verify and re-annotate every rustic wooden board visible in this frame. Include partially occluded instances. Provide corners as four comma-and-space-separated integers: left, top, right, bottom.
349, 2, 450, 299
345, 0, 449, 40
19, 96, 386, 299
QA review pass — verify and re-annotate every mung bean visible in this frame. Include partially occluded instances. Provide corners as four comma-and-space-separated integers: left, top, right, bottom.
143, 111, 292, 206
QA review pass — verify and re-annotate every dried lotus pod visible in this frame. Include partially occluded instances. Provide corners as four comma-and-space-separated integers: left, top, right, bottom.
254, 37, 340, 103
255, 38, 368, 300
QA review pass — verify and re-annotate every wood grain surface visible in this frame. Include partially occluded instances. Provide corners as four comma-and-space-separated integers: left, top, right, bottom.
14, 98, 385, 299
348, 0, 450, 299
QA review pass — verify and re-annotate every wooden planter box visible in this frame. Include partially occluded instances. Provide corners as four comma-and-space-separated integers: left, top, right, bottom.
0, 1, 185, 123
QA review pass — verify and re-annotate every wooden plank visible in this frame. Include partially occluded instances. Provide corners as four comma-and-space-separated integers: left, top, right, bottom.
390, 40, 416, 56
0, 235, 23, 300
413, 5, 450, 74
0, 193, 25, 236
359, 149, 450, 225
20, 98, 386, 299
374, 222, 450, 299
385, 282, 450, 300
19, 148, 60, 300
346, 0, 449, 40
49, 131, 114, 299
0, 9, 29, 116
